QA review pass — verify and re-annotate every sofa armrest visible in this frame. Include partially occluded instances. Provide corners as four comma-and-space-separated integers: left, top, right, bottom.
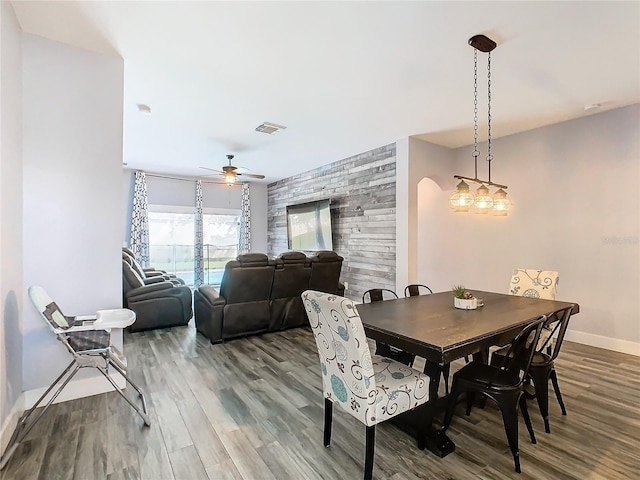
144, 276, 169, 285
126, 282, 173, 299
197, 285, 226, 307
194, 285, 226, 343
144, 270, 165, 277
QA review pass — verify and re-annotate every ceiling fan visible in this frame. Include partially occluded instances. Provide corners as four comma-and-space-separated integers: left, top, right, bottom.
200, 154, 265, 185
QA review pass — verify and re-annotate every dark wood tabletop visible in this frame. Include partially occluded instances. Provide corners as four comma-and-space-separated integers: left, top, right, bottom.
357, 290, 579, 365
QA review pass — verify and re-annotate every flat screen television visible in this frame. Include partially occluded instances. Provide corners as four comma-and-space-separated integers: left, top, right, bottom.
286, 199, 333, 251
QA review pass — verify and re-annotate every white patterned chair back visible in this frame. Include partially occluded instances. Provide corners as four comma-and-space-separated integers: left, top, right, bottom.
302, 290, 430, 427
509, 269, 559, 300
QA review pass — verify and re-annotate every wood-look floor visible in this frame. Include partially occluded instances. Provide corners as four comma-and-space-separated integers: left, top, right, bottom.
4, 322, 639, 480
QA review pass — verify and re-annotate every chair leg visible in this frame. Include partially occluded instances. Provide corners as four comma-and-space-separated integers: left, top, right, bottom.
324, 398, 333, 447
519, 394, 537, 444
440, 383, 463, 433
529, 367, 551, 433
498, 401, 521, 473
465, 392, 476, 416
0, 361, 80, 470
97, 364, 150, 426
364, 425, 375, 480
550, 369, 567, 416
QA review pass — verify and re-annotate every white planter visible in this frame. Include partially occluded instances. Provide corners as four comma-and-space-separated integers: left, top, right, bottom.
454, 297, 478, 310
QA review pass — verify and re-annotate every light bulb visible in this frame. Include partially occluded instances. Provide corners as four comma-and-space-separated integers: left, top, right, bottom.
449, 180, 475, 212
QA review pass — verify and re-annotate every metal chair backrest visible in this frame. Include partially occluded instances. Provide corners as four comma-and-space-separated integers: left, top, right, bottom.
538, 305, 574, 361
492, 316, 546, 387
362, 288, 398, 303
404, 284, 433, 297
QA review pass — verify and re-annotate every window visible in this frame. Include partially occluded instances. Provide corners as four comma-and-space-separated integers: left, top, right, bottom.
148, 209, 196, 284
147, 205, 239, 287
202, 213, 240, 285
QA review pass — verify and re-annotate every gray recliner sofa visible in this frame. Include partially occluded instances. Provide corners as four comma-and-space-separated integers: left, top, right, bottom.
122, 259, 193, 332
194, 251, 344, 344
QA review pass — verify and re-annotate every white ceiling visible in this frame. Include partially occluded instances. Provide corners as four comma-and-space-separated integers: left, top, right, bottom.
11, 1, 640, 184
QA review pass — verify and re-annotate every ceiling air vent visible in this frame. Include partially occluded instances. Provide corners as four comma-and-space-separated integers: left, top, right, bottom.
255, 122, 287, 135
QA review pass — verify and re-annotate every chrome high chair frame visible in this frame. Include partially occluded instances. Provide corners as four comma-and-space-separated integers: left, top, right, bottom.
0, 286, 151, 470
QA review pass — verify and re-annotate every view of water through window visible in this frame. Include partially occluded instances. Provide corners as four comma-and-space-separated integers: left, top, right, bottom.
148, 210, 239, 286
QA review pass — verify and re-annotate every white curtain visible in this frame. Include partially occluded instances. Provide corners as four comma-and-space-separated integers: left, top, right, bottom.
130, 171, 150, 267
239, 183, 251, 254
194, 180, 204, 287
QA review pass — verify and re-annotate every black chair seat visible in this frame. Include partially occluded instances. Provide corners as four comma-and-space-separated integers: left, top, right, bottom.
455, 362, 521, 389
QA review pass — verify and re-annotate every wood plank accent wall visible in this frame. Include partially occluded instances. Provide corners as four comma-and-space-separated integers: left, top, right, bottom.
267, 143, 396, 301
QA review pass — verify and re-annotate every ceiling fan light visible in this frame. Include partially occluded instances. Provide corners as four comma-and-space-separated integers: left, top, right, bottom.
224, 173, 236, 186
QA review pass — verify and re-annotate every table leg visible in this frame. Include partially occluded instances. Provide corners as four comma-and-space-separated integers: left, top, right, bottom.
423, 361, 456, 457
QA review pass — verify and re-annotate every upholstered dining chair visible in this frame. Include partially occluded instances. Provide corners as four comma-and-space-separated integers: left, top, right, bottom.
440, 316, 546, 473
404, 284, 433, 297
509, 268, 560, 353
302, 291, 431, 480
491, 305, 574, 433
362, 288, 415, 367
509, 268, 559, 300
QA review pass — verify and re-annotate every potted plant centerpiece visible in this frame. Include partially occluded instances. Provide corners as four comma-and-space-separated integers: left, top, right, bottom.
452, 285, 478, 310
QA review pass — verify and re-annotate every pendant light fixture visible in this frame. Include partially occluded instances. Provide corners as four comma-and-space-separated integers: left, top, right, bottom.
449, 34, 511, 216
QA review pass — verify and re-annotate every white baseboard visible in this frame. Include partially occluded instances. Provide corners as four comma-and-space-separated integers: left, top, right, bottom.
23, 371, 126, 410
1, 394, 25, 456
565, 330, 640, 356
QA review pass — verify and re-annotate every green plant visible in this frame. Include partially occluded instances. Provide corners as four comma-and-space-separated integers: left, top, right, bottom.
452, 285, 466, 299
452, 285, 474, 299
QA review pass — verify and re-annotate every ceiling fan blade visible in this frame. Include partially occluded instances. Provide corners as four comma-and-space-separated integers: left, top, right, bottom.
237, 173, 265, 179
199, 166, 224, 174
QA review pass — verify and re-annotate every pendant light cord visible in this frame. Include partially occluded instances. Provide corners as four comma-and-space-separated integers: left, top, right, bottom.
486, 51, 492, 184
472, 48, 480, 179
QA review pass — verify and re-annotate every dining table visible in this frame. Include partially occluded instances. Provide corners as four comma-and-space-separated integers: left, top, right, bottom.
355, 290, 579, 457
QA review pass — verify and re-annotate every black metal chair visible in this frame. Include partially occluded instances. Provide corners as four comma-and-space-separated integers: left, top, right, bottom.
362, 289, 416, 367
362, 288, 398, 303
404, 284, 433, 297
491, 305, 574, 433
440, 316, 546, 473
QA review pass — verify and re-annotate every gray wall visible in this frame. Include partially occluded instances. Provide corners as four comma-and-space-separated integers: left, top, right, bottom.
415, 105, 639, 353
22, 34, 125, 398
267, 144, 396, 301
1, 0, 24, 451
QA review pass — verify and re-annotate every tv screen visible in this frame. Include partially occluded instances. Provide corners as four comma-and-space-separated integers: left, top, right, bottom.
286, 199, 333, 251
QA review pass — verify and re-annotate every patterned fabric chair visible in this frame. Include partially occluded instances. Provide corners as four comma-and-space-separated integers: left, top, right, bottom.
509, 268, 560, 350
509, 269, 559, 300
302, 290, 431, 480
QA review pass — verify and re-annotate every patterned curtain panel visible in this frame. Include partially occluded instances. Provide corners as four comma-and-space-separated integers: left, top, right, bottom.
239, 183, 251, 254
194, 180, 205, 287
130, 171, 150, 268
